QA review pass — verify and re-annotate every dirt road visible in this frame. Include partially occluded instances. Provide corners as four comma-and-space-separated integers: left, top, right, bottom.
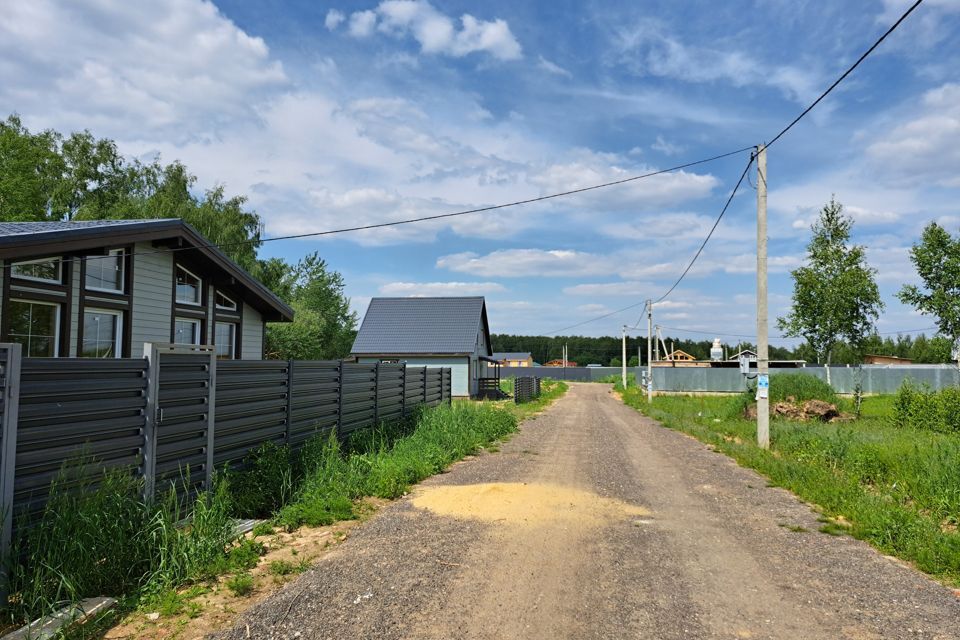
213, 383, 960, 639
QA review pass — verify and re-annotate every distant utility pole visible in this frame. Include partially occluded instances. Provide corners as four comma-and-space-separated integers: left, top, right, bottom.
756, 144, 770, 449
621, 325, 628, 388
646, 299, 653, 403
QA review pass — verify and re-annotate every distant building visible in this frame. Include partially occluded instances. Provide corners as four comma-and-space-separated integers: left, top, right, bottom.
544, 359, 577, 367
493, 351, 533, 367
864, 354, 914, 365
665, 349, 696, 362
728, 349, 758, 362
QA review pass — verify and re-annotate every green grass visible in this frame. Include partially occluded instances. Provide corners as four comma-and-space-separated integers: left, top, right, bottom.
619, 388, 960, 584
278, 402, 521, 530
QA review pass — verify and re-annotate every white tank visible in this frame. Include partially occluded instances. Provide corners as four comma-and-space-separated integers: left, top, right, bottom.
710, 338, 723, 361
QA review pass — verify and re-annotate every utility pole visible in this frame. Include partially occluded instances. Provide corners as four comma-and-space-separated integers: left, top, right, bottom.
646, 299, 653, 403
756, 144, 770, 450
621, 325, 627, 389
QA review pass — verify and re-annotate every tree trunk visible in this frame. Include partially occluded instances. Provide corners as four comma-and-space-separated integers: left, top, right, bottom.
825, 349, 832, 387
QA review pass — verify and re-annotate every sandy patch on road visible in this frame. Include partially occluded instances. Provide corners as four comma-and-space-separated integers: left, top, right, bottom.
410, 482, 649, 528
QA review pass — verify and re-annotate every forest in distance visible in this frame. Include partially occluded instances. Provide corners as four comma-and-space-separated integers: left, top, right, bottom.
490, 332, 955, 368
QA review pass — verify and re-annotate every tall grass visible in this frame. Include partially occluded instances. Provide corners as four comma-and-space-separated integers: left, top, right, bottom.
5, 467, 236, 626
728, 372, 839, 417
619, 388, 960, 583
279, 403, 517, 529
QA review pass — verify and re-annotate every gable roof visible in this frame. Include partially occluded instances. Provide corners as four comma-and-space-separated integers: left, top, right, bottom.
351, 297, 491, 356
0, 219, 293, 322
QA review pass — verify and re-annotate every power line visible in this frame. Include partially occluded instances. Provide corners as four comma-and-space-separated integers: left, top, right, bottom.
544, 0, 925, 337
3, 145, 756, 274
660, 325, 939, 339
766, 0, 923, 148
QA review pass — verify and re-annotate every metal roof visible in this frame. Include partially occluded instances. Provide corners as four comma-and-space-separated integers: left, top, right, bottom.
493, 352, 532, 360
351, 297, 491, 355
0, 219, 172, 236
0, 219, 293, 322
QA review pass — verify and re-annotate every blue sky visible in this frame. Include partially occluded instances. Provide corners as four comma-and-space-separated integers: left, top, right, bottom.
3, 0, 959, 341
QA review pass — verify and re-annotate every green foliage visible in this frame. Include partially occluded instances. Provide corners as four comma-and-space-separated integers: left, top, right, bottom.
729, 373, 837, 417
618, 390, 960, 583
609, 357, 621, 367
627, 355, 640, 367
6, 467, 237, 626
0, 115, 65, 220
229, 442, 293, 519
262, 253, 358, 360
225, 572, 255, 597
893, 380, 960, 433
777, 197, 884, 366
251, 522, 275, 537
226, 539, 266, 572
898, 222, 960, 348
268, 559, 307, 576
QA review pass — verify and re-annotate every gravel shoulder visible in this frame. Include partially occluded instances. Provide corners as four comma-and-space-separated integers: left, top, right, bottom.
210, 383, 960, 640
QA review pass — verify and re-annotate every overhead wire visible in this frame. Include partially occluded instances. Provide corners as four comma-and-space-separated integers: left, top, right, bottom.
1, 145, 756, 273
543, 0, 925, 335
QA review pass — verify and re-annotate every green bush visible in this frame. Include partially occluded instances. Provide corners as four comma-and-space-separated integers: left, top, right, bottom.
894, 380, 960, 433
729, 373, 837, 417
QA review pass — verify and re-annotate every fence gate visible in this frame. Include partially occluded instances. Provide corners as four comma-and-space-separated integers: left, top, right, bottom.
145, 344, 216, 500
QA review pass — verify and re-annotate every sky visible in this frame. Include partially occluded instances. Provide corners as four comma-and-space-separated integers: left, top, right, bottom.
2, 0, 959, 342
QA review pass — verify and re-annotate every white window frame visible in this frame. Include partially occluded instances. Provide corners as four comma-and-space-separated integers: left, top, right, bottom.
215, 291, 237, 311
175, 265, 203, 306
174, 317, 202, 346
214, 321, 237, 359
11, 257, 63, 285
81, 308, 123, 358
85, 249, 125, 294
8, 298, 61, 357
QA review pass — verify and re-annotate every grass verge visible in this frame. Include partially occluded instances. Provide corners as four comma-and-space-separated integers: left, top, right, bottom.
618, 387, 960, 585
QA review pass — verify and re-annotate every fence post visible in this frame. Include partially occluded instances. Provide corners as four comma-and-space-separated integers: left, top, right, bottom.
142, 342, 160, 501
285, 360, 294, 445
205, 349, 216, 491
0, 343, 22, 599
400, 365, 407, 418
337, 360, 344, 433
373, 362, 380, 426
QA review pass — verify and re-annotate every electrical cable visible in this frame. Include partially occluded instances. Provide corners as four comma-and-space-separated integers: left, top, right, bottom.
1, 145, 756, 273
765, 0, 923, 149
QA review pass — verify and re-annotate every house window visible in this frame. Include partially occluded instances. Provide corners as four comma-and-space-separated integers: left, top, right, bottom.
82, 309, 122, 358
11, 257, 62, 284
8, 299, 60, 357
215, 291, 237, 311
85, 249, 124, 293
175, 266, 202, 305
174, 318, 202, 345
214, 322, 236, 359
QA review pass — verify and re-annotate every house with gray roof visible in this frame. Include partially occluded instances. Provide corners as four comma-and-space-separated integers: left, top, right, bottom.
350, 296, 494, 397
0, 219, 292, 359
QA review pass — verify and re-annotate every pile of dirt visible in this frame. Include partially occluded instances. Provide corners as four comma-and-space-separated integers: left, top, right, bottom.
743, 397, 848, 422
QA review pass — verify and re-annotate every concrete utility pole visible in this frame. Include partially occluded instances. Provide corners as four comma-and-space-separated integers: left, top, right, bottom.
621, 325, 628, 389
756, 144, 770, 450
646, 300, 653, 403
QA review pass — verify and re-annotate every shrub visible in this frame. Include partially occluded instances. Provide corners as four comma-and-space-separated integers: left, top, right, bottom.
229, 441, 293, 519
894, 380, 960, 433
729, 373, 837, 417
225, 572, 254, 597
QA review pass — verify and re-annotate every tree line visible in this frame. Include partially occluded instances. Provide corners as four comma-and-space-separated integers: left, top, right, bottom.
0, 115, 357, 359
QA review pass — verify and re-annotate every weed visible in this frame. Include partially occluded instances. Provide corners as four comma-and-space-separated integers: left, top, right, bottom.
268, 559, 308, 576
251, 522, 275, 537
230, 442, 293, 519
227, 539, 266, 572
225, 573, 254, 597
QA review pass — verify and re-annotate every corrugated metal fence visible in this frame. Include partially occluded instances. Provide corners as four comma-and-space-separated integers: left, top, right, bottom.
0, 342, 451, 578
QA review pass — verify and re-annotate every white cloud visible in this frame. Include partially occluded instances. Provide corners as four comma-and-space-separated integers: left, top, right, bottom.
325, 9, 345, 30
651, 135, 684, 156
348, 0, 522, 61
866, 83, 960, 188
0, 0, 286, 140
379, 281, 506, 296
537, 55, 572, 78
564, 281, 655, 296
437, 249, 615, 278
611, 19, 822, 103
349, 10, 378, 37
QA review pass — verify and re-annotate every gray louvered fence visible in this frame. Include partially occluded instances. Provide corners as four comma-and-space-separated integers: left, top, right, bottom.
0, 342, 451, 586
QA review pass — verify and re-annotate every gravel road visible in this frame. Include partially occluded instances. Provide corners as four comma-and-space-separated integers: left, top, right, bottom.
212, 383, 960, 639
